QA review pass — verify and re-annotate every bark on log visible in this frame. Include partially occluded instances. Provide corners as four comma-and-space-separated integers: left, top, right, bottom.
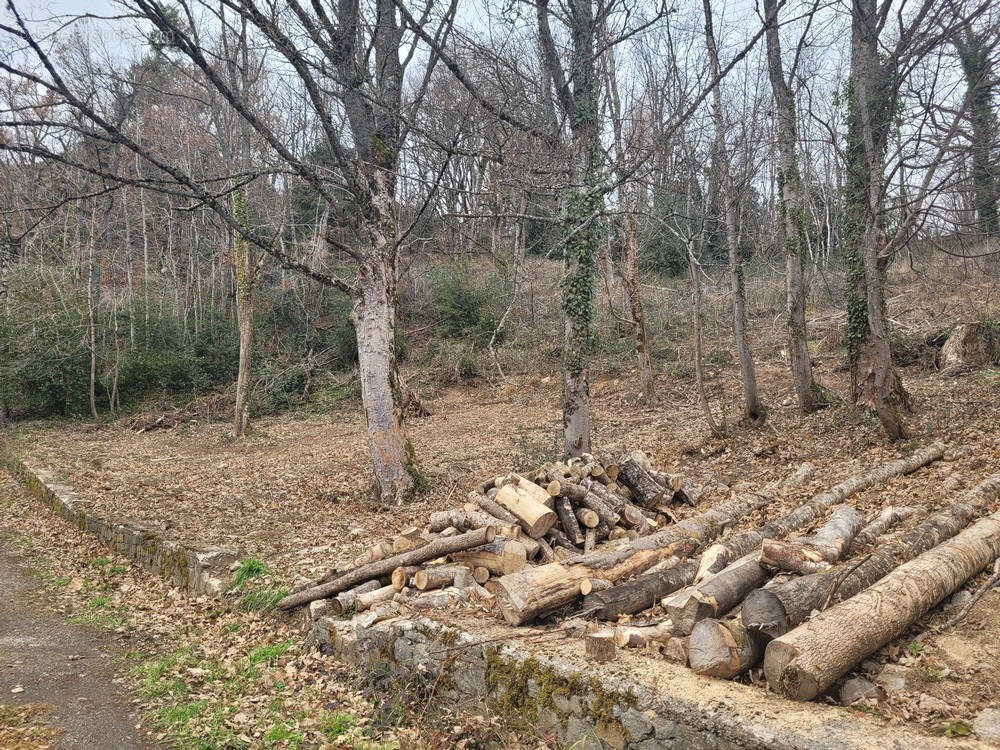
579, 559, 697, 620
493, 488, 774, 625
758, 505, 864, 575
575, 506, 600, 528
546, 526, 578, 551
391, 566, 421, 590
556, 496, 585, 545
847, 505, 916, 553
279, 527, 496, 610
743, 476, 1000, 640
764, 508, 1000, 701
496, 485, 557, 538
559, 482, 620, 526
450, 538, 527, 575
515, 474, 555, 508
429, 507, 516, 537
329, 579, 383, 615
618, 458, 667, 508
392, 527, 432, 553
694, 443, 944, 580
355, 584, 397, 612
584, 631, 617, 662
689, 618, 766, 677
662, 553, 769, 635
414, 565, 461, 591
614, 623, 673, 648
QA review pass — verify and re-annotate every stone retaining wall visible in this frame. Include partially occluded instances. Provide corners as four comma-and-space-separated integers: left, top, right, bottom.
4, 454, 240, 596
312, 611, 971, 750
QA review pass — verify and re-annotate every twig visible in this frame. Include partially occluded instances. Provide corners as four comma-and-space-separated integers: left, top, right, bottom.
937, 557, 1000, 631
821, 553, 872, 610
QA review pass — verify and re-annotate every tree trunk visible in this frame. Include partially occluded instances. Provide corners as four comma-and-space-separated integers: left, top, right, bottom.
351, 246, 416, 505
743, 475, 1000, 642
696, 443, 943, 579
86, 205, 99, 422
703, 0, 762, 422
762, 0, 825, 412
278, 526, 496, 610
233, 191, 255, 438
494, 488, 777, 625
688, 246, 721, 436
764, 508, 1000, 701
624, 209, 655, 403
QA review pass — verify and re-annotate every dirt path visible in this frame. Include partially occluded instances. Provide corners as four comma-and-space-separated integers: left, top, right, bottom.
0, 535, 157, 750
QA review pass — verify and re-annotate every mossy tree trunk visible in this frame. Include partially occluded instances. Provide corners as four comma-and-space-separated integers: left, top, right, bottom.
537, 0, 602, 457
954, 29, 1000, 236
762, 0, 826, 413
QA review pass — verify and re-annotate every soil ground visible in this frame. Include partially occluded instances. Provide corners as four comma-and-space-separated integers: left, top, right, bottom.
9, 258, 1000, 742
0, 537, 156, 750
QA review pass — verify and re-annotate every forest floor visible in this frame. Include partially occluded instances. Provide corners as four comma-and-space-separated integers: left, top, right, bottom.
8, 260, 1000, 743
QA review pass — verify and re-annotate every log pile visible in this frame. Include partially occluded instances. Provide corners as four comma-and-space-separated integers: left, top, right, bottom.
279, 451, 698, 614
280, 441, 1000, 705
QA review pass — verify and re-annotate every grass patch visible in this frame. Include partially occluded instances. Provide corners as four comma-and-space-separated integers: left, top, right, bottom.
318, 711, 356, 741
239, 586, 289, 613
264, 722, 305, 748
231, 557, 270, 589
248, 641, 293, 666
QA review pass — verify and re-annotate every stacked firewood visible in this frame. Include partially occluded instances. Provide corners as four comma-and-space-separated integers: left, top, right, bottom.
278, 451, 698, 617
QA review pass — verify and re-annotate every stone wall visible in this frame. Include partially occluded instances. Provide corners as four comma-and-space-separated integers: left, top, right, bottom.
4, 455, 240, 596
312, 612, 973, 750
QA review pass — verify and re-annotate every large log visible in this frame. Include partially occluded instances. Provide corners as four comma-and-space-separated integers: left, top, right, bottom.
758, 505, 864, 575
742, 476, 1000, 640
579, 559, 697, 621
496, 485, 557, 538
493, 489, 776, 625
555, 496, 585, 545
764, 508, 1000, 701
662, 553, 769, 635
450, 538, 527, 575
278, 527, 496, 610
689, 618, 767, 677
694, 443, 944, 580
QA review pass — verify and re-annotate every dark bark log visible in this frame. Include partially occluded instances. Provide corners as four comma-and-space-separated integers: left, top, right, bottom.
618, 458, 667, 508
579, 559, 697, 620
560, 481, 620, 526
765, 507, 1000, 700
847, 505, 916, 553
555, 496, 585, 544
743, 476, 1000, 641
279, 527, 495, 610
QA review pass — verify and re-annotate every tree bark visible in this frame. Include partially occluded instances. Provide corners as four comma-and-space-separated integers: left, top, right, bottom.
278, 526, 495, 610
703, 0, 762, 421
351, 246, 416, 505
743, 475, 1000, 642
762, 0, 825, 413
580, 559, 697, 620
233, 189, 256, 438
618, 458, 666, 508
662, 553, 769, 635
764, 508, 1000, 701
695, 443, 943, 579
847, 505, 916, 553
759, 505, 864, 575
689, 617, 767, 677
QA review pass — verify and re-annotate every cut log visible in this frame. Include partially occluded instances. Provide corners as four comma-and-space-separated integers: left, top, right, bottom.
575, 507, 600, 528
492, 487, 777, 625
430, 507, 518, 538
279, 527, 496, 610
546, 527, 578, 551
451, 538, 527, 576
584, 630, 617, 662
764, 507, 1000, 701
580, 559, 697, 621
472, 566, 491, 585
555, 496, 585, 545
618, 458, 667, 508
583, 479, 627, 515
355, 584, 397, 612
662, 553, 768, 635
847, 505, 916, 553
743, 475, 1000, 641
689, 618, 766, 678
495, 485, 557, 539
584, 527, 596, 553
693, 443, 944, 581
392, 527, 432, 553
559, 482, 620, 526
328, 579, 383, 615
535, 536, 557, 563
580, 577, 612, 596
391, 566, 421, 591
614, 623, 673, 648
409, 587, 469, 610
414, 565, 461, 591
759, 505, 864, 575
515, 474, 555, 508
